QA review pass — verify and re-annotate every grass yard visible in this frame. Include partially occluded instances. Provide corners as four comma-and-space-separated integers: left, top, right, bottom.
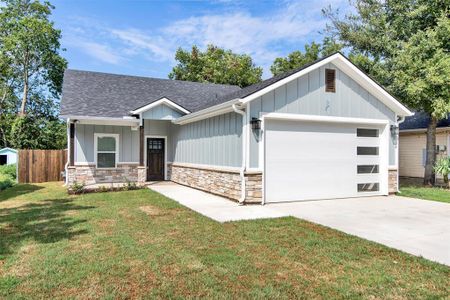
399, 177, 450, 203
0, 183, 449, 299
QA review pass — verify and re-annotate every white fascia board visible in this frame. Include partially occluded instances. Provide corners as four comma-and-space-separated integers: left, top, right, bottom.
241, 53, 412, 117
173, 98, 241, 125
400, 126, 450, 134
130, 97, 190, 115
63, 115, 140, 126
263, 113, 390, 125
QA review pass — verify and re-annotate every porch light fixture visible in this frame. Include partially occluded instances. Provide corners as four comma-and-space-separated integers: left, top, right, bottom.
251, 118, 261, 130
390, 124, 399, 136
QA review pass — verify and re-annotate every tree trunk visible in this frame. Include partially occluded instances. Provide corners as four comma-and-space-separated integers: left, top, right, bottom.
20, 71, 28, 115
423, 116, 437, 186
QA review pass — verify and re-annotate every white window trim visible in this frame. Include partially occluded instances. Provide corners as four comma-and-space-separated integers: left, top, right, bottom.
144, 135, 168, 180
94, 133, 120, 169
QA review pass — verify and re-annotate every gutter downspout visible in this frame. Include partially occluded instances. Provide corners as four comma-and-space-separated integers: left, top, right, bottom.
232, 103, 246, 205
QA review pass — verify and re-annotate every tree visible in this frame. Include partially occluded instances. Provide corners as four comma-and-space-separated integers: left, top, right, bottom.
270, 37, 343, 76
0, 0, 67, 150
9, 115, 66, 149
324, 0, 450, 185
0, 0, 67, 115
169, 45, 262, 88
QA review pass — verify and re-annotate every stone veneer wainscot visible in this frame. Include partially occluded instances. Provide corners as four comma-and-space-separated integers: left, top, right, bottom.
167, 163, 262, 204
67, 164, 139, 186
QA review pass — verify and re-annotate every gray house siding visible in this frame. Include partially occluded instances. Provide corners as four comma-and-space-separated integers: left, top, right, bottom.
249, 62, 397, 168
170, 112, 242, 167
142, 104, 184, 120
75, 124, 140, 163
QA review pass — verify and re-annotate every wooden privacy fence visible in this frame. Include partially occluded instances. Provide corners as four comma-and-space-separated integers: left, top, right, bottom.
18, 150, 67, 183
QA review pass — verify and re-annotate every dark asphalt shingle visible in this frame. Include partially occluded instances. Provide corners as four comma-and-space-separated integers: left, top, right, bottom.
400, 112, 450, 130
60, 70, 241, 118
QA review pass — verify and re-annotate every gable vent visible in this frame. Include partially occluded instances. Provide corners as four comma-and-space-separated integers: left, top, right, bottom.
325, 69, 336, 93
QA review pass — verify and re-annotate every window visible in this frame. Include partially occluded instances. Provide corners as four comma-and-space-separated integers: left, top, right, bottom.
325, 69, 336, 93
95, 134, 119, 168
357, 147, 379, 155
358, 183, 379, 192
357, 128, 379, 137
357, 165, 379, 174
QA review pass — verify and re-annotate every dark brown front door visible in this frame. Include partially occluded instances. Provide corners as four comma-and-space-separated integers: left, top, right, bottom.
147, 138, 165, 181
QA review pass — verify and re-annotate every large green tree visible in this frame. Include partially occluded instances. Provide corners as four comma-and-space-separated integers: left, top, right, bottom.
0, 0, 67, 149
169, 45, 262, 88
0, 0, 67, 115
270, 37, 343, 76
324, 0, 450, 185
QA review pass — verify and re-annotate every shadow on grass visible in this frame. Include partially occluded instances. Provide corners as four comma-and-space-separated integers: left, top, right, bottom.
0, 184, 44, 202
0, 198, 94, 258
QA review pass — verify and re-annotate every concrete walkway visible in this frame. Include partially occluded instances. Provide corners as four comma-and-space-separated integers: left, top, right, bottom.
149, 182, 287, 222
149, 182, 450, 266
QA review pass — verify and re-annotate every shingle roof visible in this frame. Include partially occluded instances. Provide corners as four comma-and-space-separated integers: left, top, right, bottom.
60, 70, 241, 118
400, 112, 450, 130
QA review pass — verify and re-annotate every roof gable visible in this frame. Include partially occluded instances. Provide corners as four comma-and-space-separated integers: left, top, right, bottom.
0, 148, 17, 154
134, 98, 188, 120
234, 53, 411, 117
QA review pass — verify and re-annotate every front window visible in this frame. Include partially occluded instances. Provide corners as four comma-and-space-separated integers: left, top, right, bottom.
95, 134, 118, 168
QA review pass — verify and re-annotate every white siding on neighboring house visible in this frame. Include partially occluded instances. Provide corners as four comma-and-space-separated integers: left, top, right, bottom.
399, 131, 449, 178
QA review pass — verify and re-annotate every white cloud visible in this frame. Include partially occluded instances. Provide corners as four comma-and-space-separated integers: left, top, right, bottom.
74, 40, 123, 65
63, 0, 348, 75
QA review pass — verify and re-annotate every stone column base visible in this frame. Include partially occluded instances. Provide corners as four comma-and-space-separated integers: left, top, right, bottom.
137, 166, 146, 185
388, 168, 398, 194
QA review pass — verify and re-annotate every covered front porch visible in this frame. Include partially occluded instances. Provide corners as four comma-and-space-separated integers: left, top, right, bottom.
66, 98, 186, 187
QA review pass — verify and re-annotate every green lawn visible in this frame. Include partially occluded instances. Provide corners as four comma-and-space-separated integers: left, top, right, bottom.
0, 183, 448, 299
399, 178, 450, 203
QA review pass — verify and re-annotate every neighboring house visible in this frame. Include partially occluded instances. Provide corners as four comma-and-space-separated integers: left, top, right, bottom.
60, 52, 412, 204
0, 148, 17, 166
399, 112, 450, 178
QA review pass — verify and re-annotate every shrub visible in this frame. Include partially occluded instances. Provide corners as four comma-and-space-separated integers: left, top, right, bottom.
434, 157, 450, 187
0, 174, 14, 191
0, 164, 16, 180
69, 181, 85, 194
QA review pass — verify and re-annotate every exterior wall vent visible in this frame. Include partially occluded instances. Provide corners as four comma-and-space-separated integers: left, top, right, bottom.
325, 69, 336, 93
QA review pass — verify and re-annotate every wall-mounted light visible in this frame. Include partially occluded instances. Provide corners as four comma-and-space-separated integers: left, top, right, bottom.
250, 118, 261, 130
390, 124, 399, 136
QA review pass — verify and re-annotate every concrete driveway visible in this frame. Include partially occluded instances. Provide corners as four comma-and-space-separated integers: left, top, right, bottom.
149, 182, 450, 266
268, 197, 450, 266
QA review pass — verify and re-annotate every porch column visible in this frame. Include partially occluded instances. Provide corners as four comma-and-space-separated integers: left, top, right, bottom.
69, 122, 75, 166
139, 125, 144, 166
137, 124, 146, 184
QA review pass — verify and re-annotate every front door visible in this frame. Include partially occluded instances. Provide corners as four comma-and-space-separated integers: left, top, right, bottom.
147, 138, 165, 181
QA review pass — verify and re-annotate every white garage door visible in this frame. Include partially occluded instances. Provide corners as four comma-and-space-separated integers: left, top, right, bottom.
264, 119, 386, 203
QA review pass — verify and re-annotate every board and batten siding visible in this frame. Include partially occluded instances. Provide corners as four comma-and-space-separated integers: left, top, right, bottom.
142, 104, 184, 120
249, 62, 397, 168
75, 123, 140, 164
399, 132, 448, 178
170, 112, 242, 167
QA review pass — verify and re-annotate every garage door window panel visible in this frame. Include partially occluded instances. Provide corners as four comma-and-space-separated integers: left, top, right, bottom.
357, 147, 379, 155
357, 165, 379, 174
357, 128, 379, 137
358, 183, 380, 192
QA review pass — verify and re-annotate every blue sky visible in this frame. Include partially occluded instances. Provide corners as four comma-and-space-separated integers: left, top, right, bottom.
51, 0, 350, 79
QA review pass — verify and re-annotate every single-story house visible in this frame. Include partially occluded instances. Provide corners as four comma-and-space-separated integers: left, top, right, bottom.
0, 147, 17, 165
60, 52, 412, 204
399, 112, 449, 178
